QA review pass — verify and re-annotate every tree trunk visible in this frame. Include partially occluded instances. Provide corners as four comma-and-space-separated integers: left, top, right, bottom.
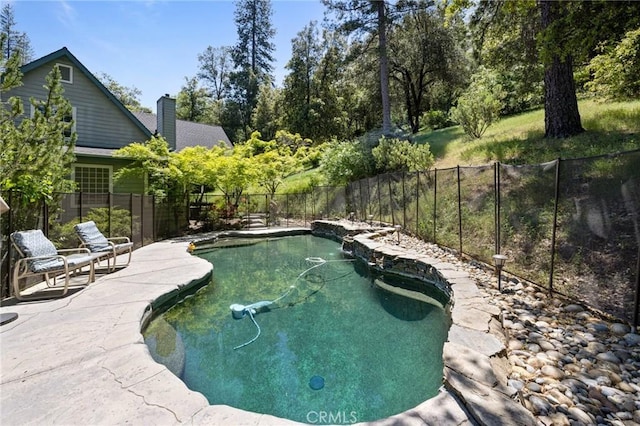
377, 1, 392, 135
540, 0, 584, 138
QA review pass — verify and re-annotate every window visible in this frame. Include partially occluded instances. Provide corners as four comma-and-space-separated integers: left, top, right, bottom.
73, 164, 112, 205
56, 63, 73, 83
30, 104, 76, 140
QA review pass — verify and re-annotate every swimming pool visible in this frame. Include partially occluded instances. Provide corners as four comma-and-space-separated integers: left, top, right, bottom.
144, 234, 451, 423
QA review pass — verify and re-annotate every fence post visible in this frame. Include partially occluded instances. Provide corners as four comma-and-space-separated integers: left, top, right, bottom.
634, 250, 639, 329
388, 175, 395, 226
494, 162, 500, 256
548, 159, 561, 295
152, 194, 156, 242
415, 172, 420, 236
43, 200, 49, 237
402, 172, 407, 229
433, 169, 437, 243
130, 193, 134, 240
377, 175, 381, 224
457, 166, 463, 257
108, 192, 113, 238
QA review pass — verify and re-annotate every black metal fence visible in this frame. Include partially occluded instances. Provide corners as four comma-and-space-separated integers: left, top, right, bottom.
345, 149, 640, 327
0, 186, 347, 299
3, 150, 639, 326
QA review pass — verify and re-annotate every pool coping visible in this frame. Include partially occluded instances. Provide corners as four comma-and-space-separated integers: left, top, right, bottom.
0, 223, 536, 425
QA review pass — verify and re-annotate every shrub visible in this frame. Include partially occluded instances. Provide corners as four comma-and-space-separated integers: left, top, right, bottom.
49, 207, 136, 249
420, 110, 454, 130
450, 67, 506, 139
371, 137, 434, 173
586, 29, 640, 100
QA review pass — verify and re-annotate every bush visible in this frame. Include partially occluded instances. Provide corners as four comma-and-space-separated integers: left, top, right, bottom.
420, 110, 454, 130
49, 207, 136, 249
320, 139, 371, 185
586, 29, 640, 100
450, 67, 506, 139
371, 137, 434, 173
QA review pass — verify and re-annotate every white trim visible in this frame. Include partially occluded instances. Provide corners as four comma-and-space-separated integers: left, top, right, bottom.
56, 63, 73, 84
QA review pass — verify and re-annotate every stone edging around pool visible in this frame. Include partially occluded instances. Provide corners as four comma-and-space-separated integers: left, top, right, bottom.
310, 220, 538, 426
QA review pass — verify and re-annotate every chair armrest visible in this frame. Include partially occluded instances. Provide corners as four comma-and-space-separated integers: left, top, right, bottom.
57, 247, 92, 255
106, 237, 131, 244
19, 254, 67, 262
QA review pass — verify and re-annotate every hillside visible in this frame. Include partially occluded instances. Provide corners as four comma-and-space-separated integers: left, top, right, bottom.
417, 99, 640, 168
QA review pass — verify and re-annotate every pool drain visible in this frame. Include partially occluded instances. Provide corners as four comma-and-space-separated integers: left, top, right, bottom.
309, 375, 325, 390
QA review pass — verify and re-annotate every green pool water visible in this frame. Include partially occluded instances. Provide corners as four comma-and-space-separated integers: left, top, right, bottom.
144, 235, 451, 424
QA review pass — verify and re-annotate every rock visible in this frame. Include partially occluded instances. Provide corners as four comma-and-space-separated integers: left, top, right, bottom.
596, 351, 621, 364
564, 304, 584, 313
623, 333, 640, 346
526, 382, 542, 393
528, 394, 552, 415
568, 406, 594, 424
541, 365, 565, 380
611, 323, 630, 336
508, 339, 523, 350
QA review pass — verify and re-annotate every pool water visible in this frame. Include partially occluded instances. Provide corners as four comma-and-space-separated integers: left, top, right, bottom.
144, 235, 451, 423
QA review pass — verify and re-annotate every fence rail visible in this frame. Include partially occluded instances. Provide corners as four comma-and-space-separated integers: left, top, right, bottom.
345, 149, 640, 327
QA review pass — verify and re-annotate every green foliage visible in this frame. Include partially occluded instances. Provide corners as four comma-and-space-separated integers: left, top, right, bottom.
1, 41, 76, 228
113, 135, 183, 200
96, 72, 151, 113
319, 139, 370, 185
586, 29, 640, 101
49, 207, 136, 249
450, 67, 506, 139
371, 137, 434, 173
176, 76, 211, 122
420, 110, 454, 131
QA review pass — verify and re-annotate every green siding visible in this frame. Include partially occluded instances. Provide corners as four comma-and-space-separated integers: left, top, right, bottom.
74, 155, 146, 194
13, 58, 150, 149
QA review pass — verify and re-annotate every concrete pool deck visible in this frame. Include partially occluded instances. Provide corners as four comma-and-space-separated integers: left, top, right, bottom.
1, 227, 535, 425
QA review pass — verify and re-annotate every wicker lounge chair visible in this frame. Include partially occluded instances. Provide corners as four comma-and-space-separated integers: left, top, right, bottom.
74, 221, 133, 272
11, 229, 97, 301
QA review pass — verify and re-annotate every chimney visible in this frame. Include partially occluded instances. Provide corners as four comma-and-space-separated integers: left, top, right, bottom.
157, 94, 176, 151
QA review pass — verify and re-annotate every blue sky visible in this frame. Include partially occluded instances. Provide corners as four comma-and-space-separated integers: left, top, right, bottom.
10, 0, 326, 112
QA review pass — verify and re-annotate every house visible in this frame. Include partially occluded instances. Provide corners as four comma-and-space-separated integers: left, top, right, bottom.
11, 47, 231, 197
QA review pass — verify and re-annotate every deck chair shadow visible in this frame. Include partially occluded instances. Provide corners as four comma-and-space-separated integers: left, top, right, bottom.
11, 229, 98, 301
74, 221, 133, 272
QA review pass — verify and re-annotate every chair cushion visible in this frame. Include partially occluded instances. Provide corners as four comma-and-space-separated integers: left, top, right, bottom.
74, 221, 110, 251
12, 230, 60, 272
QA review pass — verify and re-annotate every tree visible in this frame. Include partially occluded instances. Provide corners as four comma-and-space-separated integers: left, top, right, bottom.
388, 8, 468, 133
322, 0, 433, 134
176, 76, 210, 122
586, 28, 640, 100
282, 22, 323, 138
450, 67, 505, 139
1, 4, 33, 64
538, 0, 583, 138
227, 0, 276, 141
96, 72, 152, 113
1, 33, 78, 295
466, 0, 640, 138
251, 83, 282, 140
197, 46, 232, 101
113, 135, 182, 200
1, 39, 76, 225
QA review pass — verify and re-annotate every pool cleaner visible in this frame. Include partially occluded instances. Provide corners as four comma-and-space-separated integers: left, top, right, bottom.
230, 256, 353, 350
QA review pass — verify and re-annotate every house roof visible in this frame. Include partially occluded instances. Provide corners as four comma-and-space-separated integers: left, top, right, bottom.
21, 47, 153, 141
132, 111, 233, 151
